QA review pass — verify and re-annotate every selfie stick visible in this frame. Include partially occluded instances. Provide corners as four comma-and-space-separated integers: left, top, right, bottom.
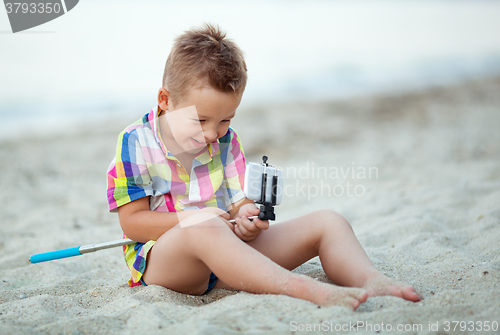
29, 238, 135, 264
29, 217, 256, 264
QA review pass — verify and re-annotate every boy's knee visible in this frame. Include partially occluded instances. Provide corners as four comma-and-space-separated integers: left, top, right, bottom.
174, 215, 231, 252
154, 215, 230, 257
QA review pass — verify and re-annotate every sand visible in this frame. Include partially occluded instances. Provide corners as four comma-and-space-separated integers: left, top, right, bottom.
1, 77, 499, 334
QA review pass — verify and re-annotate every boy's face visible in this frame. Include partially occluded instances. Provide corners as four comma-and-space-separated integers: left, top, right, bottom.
158, 85, 242, 155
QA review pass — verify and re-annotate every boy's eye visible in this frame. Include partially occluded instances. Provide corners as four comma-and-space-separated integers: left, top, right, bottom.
222, 120, 231, 123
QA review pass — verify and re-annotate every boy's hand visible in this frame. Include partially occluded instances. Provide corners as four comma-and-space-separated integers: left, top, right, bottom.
233, 204, 269, 242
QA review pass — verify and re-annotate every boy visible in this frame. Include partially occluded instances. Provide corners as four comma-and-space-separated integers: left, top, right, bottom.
107, 24, 421, 310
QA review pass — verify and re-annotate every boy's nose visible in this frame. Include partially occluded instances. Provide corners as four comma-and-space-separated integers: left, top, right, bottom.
203, 129, 218, 143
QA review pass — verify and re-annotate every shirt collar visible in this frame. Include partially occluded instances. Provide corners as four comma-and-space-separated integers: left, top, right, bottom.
193, 141, 220, 167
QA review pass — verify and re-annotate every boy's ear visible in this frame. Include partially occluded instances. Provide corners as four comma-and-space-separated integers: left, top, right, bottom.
157, 88, 170, 111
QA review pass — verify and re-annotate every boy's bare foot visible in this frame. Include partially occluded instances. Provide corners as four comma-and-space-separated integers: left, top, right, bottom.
314, 283, 368, 310
362, 273, 423, 302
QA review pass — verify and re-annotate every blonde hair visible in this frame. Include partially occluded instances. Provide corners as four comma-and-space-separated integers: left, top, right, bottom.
162, 23, 247, 104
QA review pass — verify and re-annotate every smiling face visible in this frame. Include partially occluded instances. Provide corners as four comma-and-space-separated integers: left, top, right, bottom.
158, 84, 242, 156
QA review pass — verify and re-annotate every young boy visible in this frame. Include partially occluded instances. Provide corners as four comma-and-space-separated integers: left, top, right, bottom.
107, 24, 422, 310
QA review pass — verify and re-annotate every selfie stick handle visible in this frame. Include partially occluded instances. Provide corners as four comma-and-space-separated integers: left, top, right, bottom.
29, 238, 135, 264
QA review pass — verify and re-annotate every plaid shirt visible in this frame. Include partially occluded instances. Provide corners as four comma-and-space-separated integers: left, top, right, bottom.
107, 106, 246, 214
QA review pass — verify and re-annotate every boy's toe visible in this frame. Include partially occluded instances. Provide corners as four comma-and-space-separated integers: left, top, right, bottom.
402, 287, 422, 302
358, 290, 369, 303
349, 288, 368, 303
343, 297, 360, 311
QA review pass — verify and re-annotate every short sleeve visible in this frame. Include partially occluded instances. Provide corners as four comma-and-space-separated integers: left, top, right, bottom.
221, 128, 246, 210
107, 130, 154, 212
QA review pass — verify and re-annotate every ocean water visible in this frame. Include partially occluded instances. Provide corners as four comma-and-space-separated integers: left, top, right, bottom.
1, 0, 500, 139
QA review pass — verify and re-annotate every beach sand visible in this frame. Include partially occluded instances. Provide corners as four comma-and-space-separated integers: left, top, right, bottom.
1, 77, 499, 334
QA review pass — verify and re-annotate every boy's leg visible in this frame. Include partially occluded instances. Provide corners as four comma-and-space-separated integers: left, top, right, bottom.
142, 212, 367, 309
215, 209, 421, 302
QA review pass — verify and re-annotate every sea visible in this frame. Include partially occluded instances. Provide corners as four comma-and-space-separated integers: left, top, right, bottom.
1, 0, 500, 140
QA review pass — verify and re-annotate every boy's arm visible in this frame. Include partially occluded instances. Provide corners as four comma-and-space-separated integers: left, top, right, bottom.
118, 197, 230, 242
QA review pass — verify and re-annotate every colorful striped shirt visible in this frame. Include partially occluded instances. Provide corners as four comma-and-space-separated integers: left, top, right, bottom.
106, 106, 246, 286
